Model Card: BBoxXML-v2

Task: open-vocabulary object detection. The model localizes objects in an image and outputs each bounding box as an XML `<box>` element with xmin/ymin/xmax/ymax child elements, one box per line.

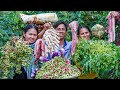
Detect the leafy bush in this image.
<box><xmin>0</xmin><ymin>37</ymin><xmax>33</xmax><ymax>79</ymax></box>
<box><xmin>35</xmin><ymin>56</ymin><xmax>81</xmax><ymax>79</ymax></box>
<box><xmin>1</xmin><ymin>11</ymin><xmax>120</xmax><ymax>79</ymax></box>
<box><xmin>71</xmin><ymin>39</ymin><xmax>120</xmax><ymax>79</ymax></box>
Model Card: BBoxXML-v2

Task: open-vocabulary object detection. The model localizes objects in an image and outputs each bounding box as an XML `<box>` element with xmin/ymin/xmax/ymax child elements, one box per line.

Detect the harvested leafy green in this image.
<box><xmin>72</xmin><ymin>39</ymin><xmax>120</xmax><ymax>79</ymax></box>
<box><xmin>35</xmin><ymin>57</ymin><xmax>81</xmax><ymax>79</ymax></box>
<box><xmin>0</xmin><ymin>37</ymin><xmax>33</xmax><ymax>79</ymax></box>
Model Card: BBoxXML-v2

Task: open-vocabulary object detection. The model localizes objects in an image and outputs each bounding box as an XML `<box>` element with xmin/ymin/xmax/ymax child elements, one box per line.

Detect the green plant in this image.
<box><xmin>72</xmin><ymin>39</ymin><xmax>120</xmax><ymax>79</ymax></box>
<box><xmin>0</xmin><ymin>37</ymin><xmax>33</xmax><ymax>79</ymax></box>
<box><xmin>35</xmin><ymin>56</ymin><xmax>81</xmax><ymax>79</ymax></box>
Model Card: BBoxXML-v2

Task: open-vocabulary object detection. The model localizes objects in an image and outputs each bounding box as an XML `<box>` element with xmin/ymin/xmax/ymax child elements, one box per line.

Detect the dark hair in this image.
<box><xmin>24</xmin><ymin>24</ymin><xmax>38</xmax><ymax>34</ymax></box>
<box><xmin>53</xmin><ymin>20</ymin><xmax>68</xmax><ymax>31</ymax></box>
<box><xmin>77</xmin><ymin>26</ymin><xmax>91</xmax><ymax>36</ymax></box>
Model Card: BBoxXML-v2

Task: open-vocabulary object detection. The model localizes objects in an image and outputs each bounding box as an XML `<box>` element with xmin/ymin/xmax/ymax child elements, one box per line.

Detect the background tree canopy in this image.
<box><xmin>1</xmin><ymin>11</ymin><xmax>119</xmax><ymax>47</ymax></box>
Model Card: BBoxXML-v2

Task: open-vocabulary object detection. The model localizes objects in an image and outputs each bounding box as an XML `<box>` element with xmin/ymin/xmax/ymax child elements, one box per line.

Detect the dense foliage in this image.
<box><xmin>1</xmin><ymin>11</ymin><xmax>120</xmax><ymax>79</ymax></box>
<box><xmin>0</xmin><ymin>11</ymin><xmax>115</xmax><ymax>47</ymax></box>
<box><xmin>0</xmin><ymin>37</ymin><xmax>33</xmax><ymax>79</ymax></box>
<box><xmin>35</xmin><ymin>56</ymin><xmax>81</xmax><ymax>79</ymax></box>
<box><xmin>72</xmin><ymin>39</ymin><xmax>120</xmax><ymax>79</ymax></box>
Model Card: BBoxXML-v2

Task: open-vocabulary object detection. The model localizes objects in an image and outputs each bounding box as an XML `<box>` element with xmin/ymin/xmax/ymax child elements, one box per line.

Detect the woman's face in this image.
<box><xmin>79</xmin><ymin>28</ymin><xmax>91</xmax><ymax>40</ymax></box>
<box><xmin>23</xmin><ymin>28</ymin><xmax>38</xmax><ymax>44</ymax></box>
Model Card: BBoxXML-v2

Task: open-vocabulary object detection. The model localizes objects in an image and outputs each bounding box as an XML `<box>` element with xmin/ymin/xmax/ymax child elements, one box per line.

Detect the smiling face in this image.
<box><xmin>36</xmin><ymin>23</ymin><xmax>44</xmax><ymax>33</ymax></box>
<box><xmin>55</xmin><ymin>24</ymin><xmax>66</xmax><ymax>40</ymax></box>
<box><xmin>79</xmin><ymin>27</ymin><xmax>91</xmax><ymax>40</ymax></box>
<box><xmin>23</xmin><ymin>28</ymin><xmax>38</xmax><ymax>44</ymax></box>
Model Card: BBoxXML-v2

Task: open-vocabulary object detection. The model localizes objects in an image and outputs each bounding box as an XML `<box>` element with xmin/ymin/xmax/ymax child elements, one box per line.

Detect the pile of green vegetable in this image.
<box><xmin>0</xmin><ymin>36</ymin><xmax>33</xmax><ymax>79</ymax></box>
<box><xmin>72</xmin><ymin>39</ymin><xmax>120</xmax><ymax>79</ymax></box>
<box><xmin>35</xmin><ymin>57</ymin><xmax>81</xmax><ymax>79</ymax></box>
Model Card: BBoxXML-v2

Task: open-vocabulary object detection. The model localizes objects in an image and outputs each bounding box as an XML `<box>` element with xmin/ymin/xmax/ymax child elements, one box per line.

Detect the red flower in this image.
<box><xmin>66</xmin><ymin>60</ymin><xmax>70</xmax><ymax>64</ymax></box>
<box><xmin>64</xmin><ymin>66</ymin><xmax>69</xmax><ymax>72</ymax></box>
<box><xmin>59</xmin><ymin>72</ymin><xmax>63</xmax><ymax>76</ymax></box>
<box><xmin>44</xmin><ymin>74</ymin><xmax>49</xmax><ymax>79</ymax></box>
<box><xmin>60</xmin><ymin>66</ymin><xmax>64</xmax><ymax>69</ymax></box>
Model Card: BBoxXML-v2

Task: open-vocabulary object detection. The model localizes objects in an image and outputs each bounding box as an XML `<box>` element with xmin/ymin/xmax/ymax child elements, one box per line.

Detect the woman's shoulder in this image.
<box><xmin>29</xmin><ymin>43</ymin><xmax>35</xmax><ymax>49</ymax></box>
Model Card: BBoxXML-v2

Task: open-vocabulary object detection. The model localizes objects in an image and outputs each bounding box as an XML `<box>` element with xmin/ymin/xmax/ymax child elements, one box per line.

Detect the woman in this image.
<box><xmin>76</xmin><ymin>26</ymin><xmax>98</xmax><ymax>79</ymax></box>
<box><xmin>13</xmin><ymin>24</ymin><xmax>38</xmax><ymax>79</ymax></box>
<box><xmin>77</xmin><ymin>26</ymin><xmax>91</xmax><ymax>40</ymax></box>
